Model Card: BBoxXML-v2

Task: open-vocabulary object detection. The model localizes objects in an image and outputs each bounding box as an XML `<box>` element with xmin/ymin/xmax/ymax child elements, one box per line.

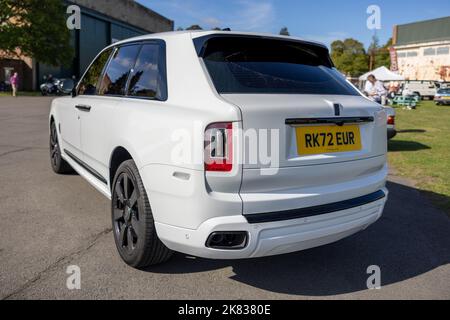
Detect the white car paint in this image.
<box><xmin>49</xmin><ymin>31</ymin><xmax>388</xmax><ymax>260</ymax></box>
<box><xmin>403</xmin><ymin>81</ymin><xmax>437</xmax><ymax>99</ymax></box>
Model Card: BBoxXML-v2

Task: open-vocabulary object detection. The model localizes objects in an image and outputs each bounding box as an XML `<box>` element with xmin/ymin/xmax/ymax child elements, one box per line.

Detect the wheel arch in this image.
<box><xmin>109</xmin><ymin>146</ymin><xmax>134</xmax><ymax>189</ymax></box>
<box><xmin>49</xmin><ymin>115</ymin><xmax>58</xmax><ymax>136</ymax></box>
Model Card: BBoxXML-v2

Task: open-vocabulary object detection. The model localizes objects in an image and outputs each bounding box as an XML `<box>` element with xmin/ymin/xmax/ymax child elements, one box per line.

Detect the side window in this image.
<box><xmin>128</xmin><ymin>43</ymin><xmax>167</xmax><ymax>100</ymax></box>
<box><xmin>78</xmin><ymin>48</ymin><xmax>112</xmax><ymax>95</ymax></box>
<box><xmin>98</xmin><ymin>45</ymin><xmax>140</xmax><ymax>96</ymax></box>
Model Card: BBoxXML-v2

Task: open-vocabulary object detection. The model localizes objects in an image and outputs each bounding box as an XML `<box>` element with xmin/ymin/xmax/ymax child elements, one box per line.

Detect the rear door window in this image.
<box><xmin>127</xmin><ymin>43</ymin><xmax>167</xmax><ymax>101</ymax></box>
<box><xmin>98</xmin><ymin>44</ymin><xmax>140</xmax><ymax>96</ymax></box>
<box><xmin>198</xmin><ymin>36</ymin><xmax>359</xmax><ymax>96</ymax></box>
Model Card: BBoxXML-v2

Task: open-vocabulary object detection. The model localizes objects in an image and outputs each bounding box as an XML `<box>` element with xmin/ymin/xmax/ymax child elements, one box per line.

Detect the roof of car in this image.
<box><xmin>111</xmin><ymin>30</ymin><xmax>328</xmax><ymax>49</ymax></box>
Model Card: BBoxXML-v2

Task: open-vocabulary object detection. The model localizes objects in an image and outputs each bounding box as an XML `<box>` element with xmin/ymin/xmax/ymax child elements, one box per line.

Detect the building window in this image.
<box><xmin>437</xmin><ymin>47</ymin><xmax>450</xmax><ymax>55</ymax></box>
<box><xmin>407</xmin><ymin>51</ymin><xmax>418</xmax><ymax>57</ymax></box>
<box><xmin>3</xmin><ymin>67</ymin><xmax>14</xmax><ymax>83</ymax></box>
<box><xmin>397</xmin><ymin>52</ymin><xmax>406</xmax><ymax>58</ymax></box>
<box><xmin>424</xmin><ymin>48</ymin><xmax>436</xmax><ymax>56</ymax></box>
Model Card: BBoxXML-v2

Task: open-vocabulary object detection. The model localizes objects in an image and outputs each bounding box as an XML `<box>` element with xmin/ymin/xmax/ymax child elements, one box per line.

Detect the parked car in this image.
<box><xmin>402</xmin><ymin>81</ymin><xmax>437</xmax><ymax>100</ymax></box>
<box><xmin>435</xmin><ymin>82</ymin><xmax>450</xmax><ymax>90</ymax></box>
<box><xmin>434</xmin><ymin>88</ymin><xmax>450</xmax><ymax>105</ymax></box>
<box><xmin>0</xmin><ymin>81</ymin><xmax>11</xmax><ymax>92</ymax></box>
<box><xmin>40</xmin><ymin>78</ymin><xmax>75</xmax><ymax>96</ymax></box>
<box><xmin>49</xmin><ymin>31</ymin><xmax>388</xmax><ymax>268</ymax></box>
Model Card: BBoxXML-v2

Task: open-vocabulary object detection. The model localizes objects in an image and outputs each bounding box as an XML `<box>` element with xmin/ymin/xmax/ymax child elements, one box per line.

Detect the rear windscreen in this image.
<box><xmin>199</xmin><ymin>36</ymin><xmax>359</xmax><ymax>95</ymax></box>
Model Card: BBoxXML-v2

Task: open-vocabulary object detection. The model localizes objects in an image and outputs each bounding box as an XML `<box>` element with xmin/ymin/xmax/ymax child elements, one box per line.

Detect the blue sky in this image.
<box><xmin>137</xmin><ymin>0</ymin><xmax>450</xmax><ymax>48</ymax></box>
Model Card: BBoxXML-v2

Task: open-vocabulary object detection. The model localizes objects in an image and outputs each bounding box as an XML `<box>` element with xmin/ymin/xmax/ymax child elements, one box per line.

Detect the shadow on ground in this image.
<box><xmin>397</xmin><ymin>129</ymin><xmax>427</xmax><ymax>134</ymax></box>
<box><xmin>388</xmin><ymin>140</ymin><xmax>431</xmax><ymax>152</ymax></box>
<box><xmin>146</xmin><ymin>181</ymin><xmax>450</xmax><ymax>296</ymax></box>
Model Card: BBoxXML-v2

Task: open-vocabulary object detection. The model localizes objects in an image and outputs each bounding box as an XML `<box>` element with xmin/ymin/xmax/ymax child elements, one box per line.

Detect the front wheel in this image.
<box><xmin>49</xmin><ymin>121</ymin><xmax>73</xmax><ymax>174</ymax></box>
<box><xmin>112</xmin><ymin>160</ymin><xmax>173</xmax><ymax>268</ymax></box>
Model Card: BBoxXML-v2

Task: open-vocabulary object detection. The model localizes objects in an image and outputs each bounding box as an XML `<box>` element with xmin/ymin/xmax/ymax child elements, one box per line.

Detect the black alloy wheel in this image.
<box><xmin>49</xmin><ymin>121</ymin><xmax>72</xmax><ymax>174</ymax></box>
<box><xmin>112</xmin><ymin>160</ymin><xmax>172</xmax><ymax>268</ymax></box>
<box><xmin>113</xmin><ymin>172</ymin><xmax>140</xmax><ymax>253</ymax></box>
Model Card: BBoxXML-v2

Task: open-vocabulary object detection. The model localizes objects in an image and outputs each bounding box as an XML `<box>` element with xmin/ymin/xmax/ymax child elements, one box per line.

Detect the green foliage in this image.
<box><xmin>331</xmin><ymin>38</ymin><xmax>369</xmax><ymax>77</ymax></box>
<box><xmin>0</xmin><ymin>0</ymin><xmax>73</xmax><ymax>66</ymax></box>
<box><xmin>374</xmin><ymin>38</ymin><xmax>392</xmax><ymax>69</ymax></box>
<box><xmin>279</xmin><ymin>27</ymin><xmax>290</xmax><ymax>36</ymax></box>
<box><xmin>186</xmin><ymin>24</ymin><xmax>203</xmax><ymax>30</ymax></box>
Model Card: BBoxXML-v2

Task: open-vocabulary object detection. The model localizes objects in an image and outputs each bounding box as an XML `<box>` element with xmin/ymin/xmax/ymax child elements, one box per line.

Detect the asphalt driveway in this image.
<box><xmin>0</xmin><ymin>97</ymin><xmax>449</xmax><ymax>299</ymax></box>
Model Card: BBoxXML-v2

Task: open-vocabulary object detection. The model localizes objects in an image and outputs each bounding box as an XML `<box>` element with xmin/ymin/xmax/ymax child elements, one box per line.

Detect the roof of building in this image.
<box><xmin>68</xmin><ymin>0</ymin><xmax>173</xmax><ymax>33</ymax></box>
<box><xmin>395</xmin><ymin>16</ymin><xmax>450</xmax><ymax>46</ymax></box>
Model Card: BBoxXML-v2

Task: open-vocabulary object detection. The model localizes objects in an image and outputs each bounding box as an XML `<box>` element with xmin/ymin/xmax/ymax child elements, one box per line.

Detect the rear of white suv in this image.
<box><xmin>49</xmin><ymin>31</ymin><xmax>388</xmax><ymax>268</ymax></box>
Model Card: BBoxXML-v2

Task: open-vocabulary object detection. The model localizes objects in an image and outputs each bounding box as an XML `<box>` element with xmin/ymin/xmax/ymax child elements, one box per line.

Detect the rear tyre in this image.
<box><xmin>49</xmin><ymin>121</ymin><xmax>73</xmax><ymax>174</ymax></box>
<box><xmin>112</xmin><ymin>160</ymin><xmax>173</xmax><ymax>268</ymax></box>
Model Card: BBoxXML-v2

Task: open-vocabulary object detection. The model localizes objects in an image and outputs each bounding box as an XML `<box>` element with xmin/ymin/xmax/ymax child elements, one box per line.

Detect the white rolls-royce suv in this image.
<box><xmin>49</xmin><ymin>31</ymin><xmax>388</xmax><ymax>268</ymax></box>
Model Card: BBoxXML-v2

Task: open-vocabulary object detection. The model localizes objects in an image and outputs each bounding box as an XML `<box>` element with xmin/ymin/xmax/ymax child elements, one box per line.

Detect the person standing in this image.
<box><xmin>10</xmin><ymin>72</ymin><xmax>19</xmax><ymax>97</ymax></box>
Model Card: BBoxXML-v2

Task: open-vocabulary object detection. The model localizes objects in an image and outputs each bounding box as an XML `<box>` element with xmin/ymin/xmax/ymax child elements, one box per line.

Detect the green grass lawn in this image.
<box><xmin>388</xmin><ymin>101</ymin><xmax>450</xmax><ymax>214</ymax></box>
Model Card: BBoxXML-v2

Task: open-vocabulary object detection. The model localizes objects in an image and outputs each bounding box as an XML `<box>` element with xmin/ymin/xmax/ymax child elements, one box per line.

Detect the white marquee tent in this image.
<box><xmin>359</xmin><ymin>66</ymin><xmax>405</xmax><ymax>81</ymax></box>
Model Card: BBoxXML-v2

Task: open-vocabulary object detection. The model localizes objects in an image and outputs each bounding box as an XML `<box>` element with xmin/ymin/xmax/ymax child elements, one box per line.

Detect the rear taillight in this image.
<box><xmin>204</xmin><ymin>122</ymin><xmax>233</xmax><ymax>172</ymax></box>
<box><xmin>387</xmin><ymin>116</ymin><xmax>395</xmax><ymax>125</ymax></box>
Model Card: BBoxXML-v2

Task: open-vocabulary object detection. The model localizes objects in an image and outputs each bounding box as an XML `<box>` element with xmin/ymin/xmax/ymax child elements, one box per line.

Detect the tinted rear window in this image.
<box><xmin>199</xmin><ymin>37</ymin><xmax>359</xmax><ymax>95</ymax></box>
<box><xmin>99</xmin><ymin>45</ymin><xmax>140</xmax><ymax>96</ymax></box>
<box><xmin>128</xmin><ymin>43</ymin><xmax>167</xmax><ymax>100</ymax></box>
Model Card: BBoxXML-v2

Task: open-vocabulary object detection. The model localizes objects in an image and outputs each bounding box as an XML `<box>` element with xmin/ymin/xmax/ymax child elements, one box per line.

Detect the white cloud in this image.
<box><xmin>202</xmin><ymin>17</ymin><xmax>221</xmax><ymax>28</ymax></box>
<box><xmin>147</xmin><ymin>0</ymin><xmax>275</xmax><ymax>32</ymax></box>
<box><xmin>231</xmin><ymin>0</ymin><xmax>275</xmax><ymax>31</ymax></box>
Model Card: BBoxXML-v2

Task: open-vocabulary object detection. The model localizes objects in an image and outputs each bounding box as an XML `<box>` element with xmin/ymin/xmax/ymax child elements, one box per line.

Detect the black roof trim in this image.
<box><xmin>193</xmin><ymin>34</ymin><xmax>329</xmax><ymax>58</ymax></box>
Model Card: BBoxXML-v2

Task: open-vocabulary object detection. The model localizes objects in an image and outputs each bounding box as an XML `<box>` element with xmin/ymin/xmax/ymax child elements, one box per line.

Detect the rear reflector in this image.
<box><xmin>204</xmin><ymin>122</ymin><xmax>233</xmax><ymax>172</ymax></box>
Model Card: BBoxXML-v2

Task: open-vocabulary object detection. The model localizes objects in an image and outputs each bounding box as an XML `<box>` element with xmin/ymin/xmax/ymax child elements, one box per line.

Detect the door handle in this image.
<box><xmin>75</xmin><ymin>104</ymin><xmax>91</xmax><ymax>112</ymax></box>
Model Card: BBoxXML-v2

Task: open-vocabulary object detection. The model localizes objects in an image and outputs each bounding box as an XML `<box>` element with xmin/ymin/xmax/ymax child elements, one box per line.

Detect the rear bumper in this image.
<box><xmin>155</xmin><ymin>188</ymin><xmax>388</xmax><ymax>259</ymax></box>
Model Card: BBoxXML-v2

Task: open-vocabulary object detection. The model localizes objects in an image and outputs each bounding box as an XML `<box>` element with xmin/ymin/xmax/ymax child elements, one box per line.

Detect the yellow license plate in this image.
<box><xmin>296</xmin><ymin>125</ymin><xmax>362</xmax><ymax>155</ymax></box>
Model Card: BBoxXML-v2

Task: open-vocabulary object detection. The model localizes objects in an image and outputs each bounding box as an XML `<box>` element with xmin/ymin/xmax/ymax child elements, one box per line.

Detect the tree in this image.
<box><xmin>279</xmin><ymin>27</ymin><xmax>290</xmax><ymax>36</ymax></box>
<box><xmin>176</xmin><ymin>27</ymin><xmax>184</xmax><ymax>31</ymax></box>
<box><xmin>186</xmin><ymin>24</ymin><xmax>203</xmax><ymax>30</ymax></box>
<box><xmin>0</xmin><ymin>0</ymin><xmax>74</xmax><ymax>66</ymax></box>
<box><xmin>368</xmin><ymin>35</ymin><xmax>392</xmax><ymax>70</ymax></box>
<box><xmin>373</xmin><ymin>38</ymin><xmax>392</xmax><ymax>70</ymax></box>
<box><xmin>368</xmin><ymin>34</ymin><xmax>380</xmax><ymax>70</ymax></box>
<box><xmin>331</xmin><ymin>38</ymin><xmax>369</xmax><ymax>77</ymax></box>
